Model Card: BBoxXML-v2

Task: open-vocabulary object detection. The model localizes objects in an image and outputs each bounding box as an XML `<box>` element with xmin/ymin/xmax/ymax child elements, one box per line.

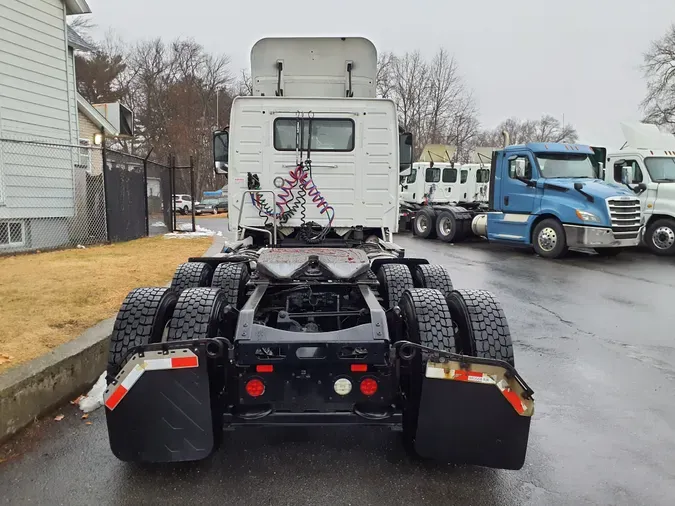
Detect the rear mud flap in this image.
<box><xmin>414</xmin><ymin>360</ymin><xmax>534</xmax><ymax>470</ymax></box>
<box><xmin>104</xmin><ymin>349</ymin><xmax>215</xmax><ymax>463</ymax></box>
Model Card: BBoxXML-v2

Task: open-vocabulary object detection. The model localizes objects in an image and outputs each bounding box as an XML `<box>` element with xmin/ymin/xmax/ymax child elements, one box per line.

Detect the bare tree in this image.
<box><xmin>376</xmin><ymin>51</ymin><xmax>395</xmax><ymax>98</ymax></box>
<box><xmin>77</xmin><ymin>36</ymin><xmax>234</xmax><ymax>194</ymax></box>
<box><xmin>477</xmin><ymin>115</ymin><xmax>578</xmax><ymax>147</ymax></box>
<box><xmin>425</xmin><ymin>49</ymin><xmax>461</xmax><ymax>144</ymax></box>
<box><xmin>447</xmin><ymin>93</ymin><xmax>480</xmax><ymax>161</ymax></box>
<box><xmin>642</xmin><ymin>24</ymin><xmax>675</xmax><ymax>132</ymax></box>
<box><xmin>67</xmin><ymin>15</ymin><xmax>95</xmax><ymax>44</ymax></box>
<box><xmin>237</xmin><ymin>69</ymin><xmax>253</xmax><ymax>96</ymax></box>
<box><xmin>384</xmin><ymin>48</ymin><xmax>479</xmax><ymax>159</ymax></box>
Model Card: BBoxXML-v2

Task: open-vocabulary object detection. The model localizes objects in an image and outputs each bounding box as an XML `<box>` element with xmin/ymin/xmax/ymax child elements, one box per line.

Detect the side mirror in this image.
<box><xmin>399</xmin><ymin>132</ymin><xmax>413</xmax><ymax>171</ymax></box>
<box><xmin>213</xmin><ymin>130</ymin><xmax>229</xmax><ymax>175</ymax></box>
<box><xmin>621</xmin><ymin>166</ymin><xmax>633</xmax><ymax>185</ymax></box>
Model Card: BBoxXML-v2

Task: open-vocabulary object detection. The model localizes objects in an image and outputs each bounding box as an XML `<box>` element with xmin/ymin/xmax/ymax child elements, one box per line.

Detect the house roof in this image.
<box><xmin>77</xmin><ymin>93</ymin><xmax>119</xmax><ymax>137</ymax></box>
<box><xmin>64</xmin><ymin>0</ymin><xmax>91</xmax><ymax>15</ymax></box>
<box><xmin>67</xmin><ymin>25</ymin><xmax>95</xmax><ymax>52</ymax></box>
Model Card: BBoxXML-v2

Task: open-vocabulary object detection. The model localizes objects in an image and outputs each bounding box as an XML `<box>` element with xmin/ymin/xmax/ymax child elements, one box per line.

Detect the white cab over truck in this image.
<box><xmin>104</xmin><ymin>37</ymin><xmax>534</xmax><ymax>470</ymax></box>
<box><xmin>400</xmin><ymin>161</ymin><xmax>490</xmax><ymax>206</ymax></box>
<box><xmin>603</xmin><ymin>122</ymin><xmax>675</xmax><ymax>256</ymax></box>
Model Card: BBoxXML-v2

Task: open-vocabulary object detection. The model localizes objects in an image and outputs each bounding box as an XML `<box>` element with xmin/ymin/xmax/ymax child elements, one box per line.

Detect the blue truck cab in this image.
<box><xmin>476</xmin><ymin>142</ymin><xmax>644</xmax><ymax>258</ymax></box>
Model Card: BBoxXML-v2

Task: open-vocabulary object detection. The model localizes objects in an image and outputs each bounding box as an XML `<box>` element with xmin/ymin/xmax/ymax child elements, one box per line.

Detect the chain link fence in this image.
<box><xmin>0</xmin><ymin>138</ymin><xmax>174</xmax><ymax>255</ymax></box>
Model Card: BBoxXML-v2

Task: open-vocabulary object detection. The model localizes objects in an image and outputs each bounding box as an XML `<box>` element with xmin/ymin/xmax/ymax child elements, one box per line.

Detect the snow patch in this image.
<box><xmin>78</xmin><ymin>372</ymin><xmax>107</xmax><ymax>413</ymax></box>
<box><xmin>164</xmin><ymin>223</ymin><xmax>216</xmax><ymax>238</ymax></box>
<box><xmin>151</xmin><ymin>221</ymin><xmax>167</xmax><ymax>227</ymax></box>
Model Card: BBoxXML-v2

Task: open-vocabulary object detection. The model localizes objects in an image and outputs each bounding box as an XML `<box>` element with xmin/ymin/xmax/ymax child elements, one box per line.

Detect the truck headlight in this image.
<box><xmin>575</xmin><ymin>209</ymin><xmax>601</xmax><ymax>223</ymax></box>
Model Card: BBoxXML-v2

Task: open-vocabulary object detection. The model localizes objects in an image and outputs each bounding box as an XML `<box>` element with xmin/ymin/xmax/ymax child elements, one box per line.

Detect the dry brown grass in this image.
<box><xmin>0</xmin><ymin>236</ymin><xmax>211</xmax><ymax>373</ymax></box>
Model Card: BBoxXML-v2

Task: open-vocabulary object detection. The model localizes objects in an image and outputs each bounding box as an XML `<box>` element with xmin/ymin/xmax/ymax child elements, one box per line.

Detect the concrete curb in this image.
<box><xmin>0</xmin><ymin>317</ymin><xmax>114</xmax><ymax>443</ymax></box>
<box><xmin>0</xmin><ymin>234</ymin><xmax>226</xmax><ymax>444</ymax></box>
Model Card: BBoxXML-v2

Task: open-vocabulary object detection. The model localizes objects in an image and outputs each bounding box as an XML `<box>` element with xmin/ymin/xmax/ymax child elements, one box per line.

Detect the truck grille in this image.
<box><xmin>606</xmin><ymin>197</ymin><xmax>641</xmax><ymax>239</ymax></box>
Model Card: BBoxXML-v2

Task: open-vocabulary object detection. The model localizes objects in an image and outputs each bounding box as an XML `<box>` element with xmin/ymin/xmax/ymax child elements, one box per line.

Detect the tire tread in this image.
<box><xmin>170</xmin><ymin>262</ymin><xmax>213</xmax><ymax>293</ymax></box>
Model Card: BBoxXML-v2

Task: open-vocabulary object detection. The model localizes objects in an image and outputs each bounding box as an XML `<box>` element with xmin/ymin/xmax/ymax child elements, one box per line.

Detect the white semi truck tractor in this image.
<box><xmin>602</xmin><ymin>122</ymin><xmax>675</xmax><ymax>256</ymax></box>
<box><xmin>102</xmin><ymin>37</ymin><xmax>535</xmax><ymax>469</ymax></box>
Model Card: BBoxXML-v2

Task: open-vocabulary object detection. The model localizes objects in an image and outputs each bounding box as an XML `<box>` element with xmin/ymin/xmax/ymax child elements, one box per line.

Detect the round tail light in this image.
<box><xmin>333</xmin><ymin>378</ymin><xmax>353</xmax><ymax>396</ymax></box>
<box><xmin>245</xmin><ymin>378</ymin><xmax>265</xmax><ymax>397</ymax></box>
<box><xmin>359</xmin><ymin>378</ymin><xmax>378</xmax><ymax>396</ymax></box>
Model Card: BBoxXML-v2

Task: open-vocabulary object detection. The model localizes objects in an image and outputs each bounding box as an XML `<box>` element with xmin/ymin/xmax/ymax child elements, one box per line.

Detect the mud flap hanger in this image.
<box><xmin>108</xmin><ymin>337</ymin><xmax>235</xmax><ymax>384</ymax></box>
<box><xmin>391</xmin><ymin>340</ymin><xmax>535</xmax><ymax>399</ymax></box>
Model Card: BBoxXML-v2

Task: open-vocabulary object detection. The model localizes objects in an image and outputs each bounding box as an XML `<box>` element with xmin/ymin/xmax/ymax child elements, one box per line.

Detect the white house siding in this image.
<box><xmin>0</xmin><ymin>0</ymin><xmax>78</xmax><ymax>250</ymax></box>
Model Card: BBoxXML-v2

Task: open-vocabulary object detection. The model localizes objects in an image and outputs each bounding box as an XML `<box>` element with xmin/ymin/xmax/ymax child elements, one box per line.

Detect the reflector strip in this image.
<box><xmin>104</xmin><ymin>363</ymin><xmax>144</xmax><ymax>410</ymax></box>
<box><xmin>425</xmin><ymin>365</ymin><xmax>494</xmax><ymax>384</ymax></box>
<box><xmin>172</xmin><ymin>356</ymin><xmax>199</xmax><ymax>368</ymax></box>
<box><xmin>104</xmin><ymin>384</ymin><xmax>128</xmax><ymax>410</ymax></box>
<box><xmin>104</xmin><ymin>350</ymin><xmax>199</xmax><ymax>411</ymax></box>
<box><xmin>425</xmin><ymin>363</ymin><xmax>527</xmax><ymax>415</ymax></box>
<box><xmin>497</xmin><ymin>379</ymin><xmax>526</xmax><ymax>415</ymax></box>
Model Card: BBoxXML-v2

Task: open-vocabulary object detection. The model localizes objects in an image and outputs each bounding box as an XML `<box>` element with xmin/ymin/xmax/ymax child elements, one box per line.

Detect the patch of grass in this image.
<box><xmin>0</xmin><ymin>236</ymin><xmax>211</xmax><ymax>373</ymax></box>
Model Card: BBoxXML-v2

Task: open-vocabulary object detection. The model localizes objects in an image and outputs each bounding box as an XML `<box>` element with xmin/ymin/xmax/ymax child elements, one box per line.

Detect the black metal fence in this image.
<box><xmin>104</xmin><ymin>150</ymin><xmax>176</xmax><ymax>241</ymax></box>
<box><xmin>0</xmin><ymin>137</ymin><xmax>190</xmax><ymax>255</ymax></box>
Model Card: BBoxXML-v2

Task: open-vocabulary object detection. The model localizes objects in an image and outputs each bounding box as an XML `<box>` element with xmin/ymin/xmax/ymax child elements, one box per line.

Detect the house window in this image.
<box><xmin>77</xmin><ymin>139</ymin><xmax>92</xmax><ymax>172</ymax></box>
<box><xmin>0</xmin><ymin>221</ymin><xmax>25</xmax><ymax>247</ymax></box>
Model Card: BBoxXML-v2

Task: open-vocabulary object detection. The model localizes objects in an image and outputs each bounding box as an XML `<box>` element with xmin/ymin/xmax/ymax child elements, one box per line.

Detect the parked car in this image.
<box><xmin>195</xmin><ymin>198</ymin><xmax>228</xmax><ymax>215</ymax></box>
<box><xmin>173</xmin><ymin>194</ymin><xmax>193</xmax><ymax>215</ymax></box>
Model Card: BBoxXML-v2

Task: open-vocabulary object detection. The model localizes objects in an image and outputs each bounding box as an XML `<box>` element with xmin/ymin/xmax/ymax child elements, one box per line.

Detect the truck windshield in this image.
<box><xmin>644</xmin><ymin>157</ymin><xmax>675</xmax><ymax>182</ymax></box>
<box><xmin>535</xmin><ymin>153</ymin><xmax>596</xmax><ymax>179</ymax></box>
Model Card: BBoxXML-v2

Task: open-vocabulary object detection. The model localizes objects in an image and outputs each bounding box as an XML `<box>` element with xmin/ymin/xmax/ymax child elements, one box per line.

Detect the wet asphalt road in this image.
<box><xmin>2</xmin><ymin>234</ymin><xmax>675</xmax><ymax>505</ymax></box>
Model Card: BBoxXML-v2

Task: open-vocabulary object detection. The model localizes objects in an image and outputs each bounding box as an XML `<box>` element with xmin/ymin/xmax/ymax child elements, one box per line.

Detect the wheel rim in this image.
<box><xmin>417</xmin><ymin>215</ymin><xmax>429</xmax><ymax>233</ymax></box>
<box><xmin>652</xmin><ymin>226</ymin><xmax>675</xmax><ymax>250</ymax></box>
<box><xmin>538</xmin><ymin>227</ymin><xmax>558</xmax><ymax>252</ymax></box>
<box><xmin>439</xmin><ymin>216</ymin><xmax>452</xmax><ymax>236</ymax></box>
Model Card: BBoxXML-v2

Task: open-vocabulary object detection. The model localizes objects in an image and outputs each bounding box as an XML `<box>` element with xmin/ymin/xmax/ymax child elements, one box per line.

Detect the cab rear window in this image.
<box><xmin>274</xmin><ymin>118</ymin><xmax>354</xmax><ymax>152</ymax></box>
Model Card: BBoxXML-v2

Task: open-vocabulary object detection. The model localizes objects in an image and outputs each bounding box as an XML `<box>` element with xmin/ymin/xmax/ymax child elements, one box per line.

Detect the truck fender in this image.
<box><xmin>528</xmin><ymin>211</ymin><xmax>564</xmax><ymax>243</ymax></box>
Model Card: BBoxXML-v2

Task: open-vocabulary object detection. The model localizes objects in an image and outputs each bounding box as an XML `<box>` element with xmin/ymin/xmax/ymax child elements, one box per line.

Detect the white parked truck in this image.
<box><xmin>601</xmin><ymin>122</ymin><xmax>675</xmax><ymax>256</ymax></box>
<box><xmin>103</xmin><ymin>36</ymin><xmax>534</xmax><ymax>469</ymax></box>
<box><xmin>400</xmin><ymin>161</ymin><xmax>490</xmax><ymax>206</ymax></box>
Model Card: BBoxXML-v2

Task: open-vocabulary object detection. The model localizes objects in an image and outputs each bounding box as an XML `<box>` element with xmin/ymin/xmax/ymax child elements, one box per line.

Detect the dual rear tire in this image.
<box><xmin>377</xmin><ymin>263</ymin><xmax>515</xmax><ymax>454</ymax></box>
<box><xmin>109</xmin><ymin>262</ymin><xmax>250</xmax><ymax>378</ymax></box>
<box><xmin>412</xmin><ymin>208</ymin><xmax>470</xmax><ymax>243</ymax></box>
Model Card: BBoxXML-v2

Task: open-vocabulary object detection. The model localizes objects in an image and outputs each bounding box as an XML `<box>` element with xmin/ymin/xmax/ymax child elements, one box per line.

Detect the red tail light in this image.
<box><xmin>256</xmin><ymin>364</ymin><xmax>274</xmax><ymax>373</ymax></box>
<box><xmin>360</xmin><ymin>378</ymin><xmax>378</xmax><ymax>396</ymax></box>
<box><xmin>350</xmin><ymin>364</ymin><xmax>367</xmax><ymax>372</ymax></box>
<box><xmin>245</xmin><ymin>378</ymin><xmax>265</xmax><ymax>397</ymax></box>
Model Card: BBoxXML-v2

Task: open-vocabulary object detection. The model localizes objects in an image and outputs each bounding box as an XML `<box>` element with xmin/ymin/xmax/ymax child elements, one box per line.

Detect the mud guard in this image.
<box><xmin>104</xmin><ymin>348</ymin><xmax>216</xmax><ymax>463</ymax></box>
<box><xmin>414</xmin><ymin>360</ymin><xmax>534</xmax><ymax>470</ymax></box>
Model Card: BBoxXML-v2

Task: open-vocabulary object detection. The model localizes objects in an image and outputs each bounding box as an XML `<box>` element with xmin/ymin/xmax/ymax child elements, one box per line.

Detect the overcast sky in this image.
<box><xmin>85</xmin><ymin>0</ymin><xmax>675</xmax><ymax>149</ymax></box>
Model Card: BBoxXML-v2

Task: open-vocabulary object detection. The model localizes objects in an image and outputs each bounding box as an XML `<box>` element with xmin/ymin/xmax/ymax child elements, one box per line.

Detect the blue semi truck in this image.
<box><xmin>400</xmin><ymin>141</ymin><xmax>644</xmax><ymax>258</ymax></box>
